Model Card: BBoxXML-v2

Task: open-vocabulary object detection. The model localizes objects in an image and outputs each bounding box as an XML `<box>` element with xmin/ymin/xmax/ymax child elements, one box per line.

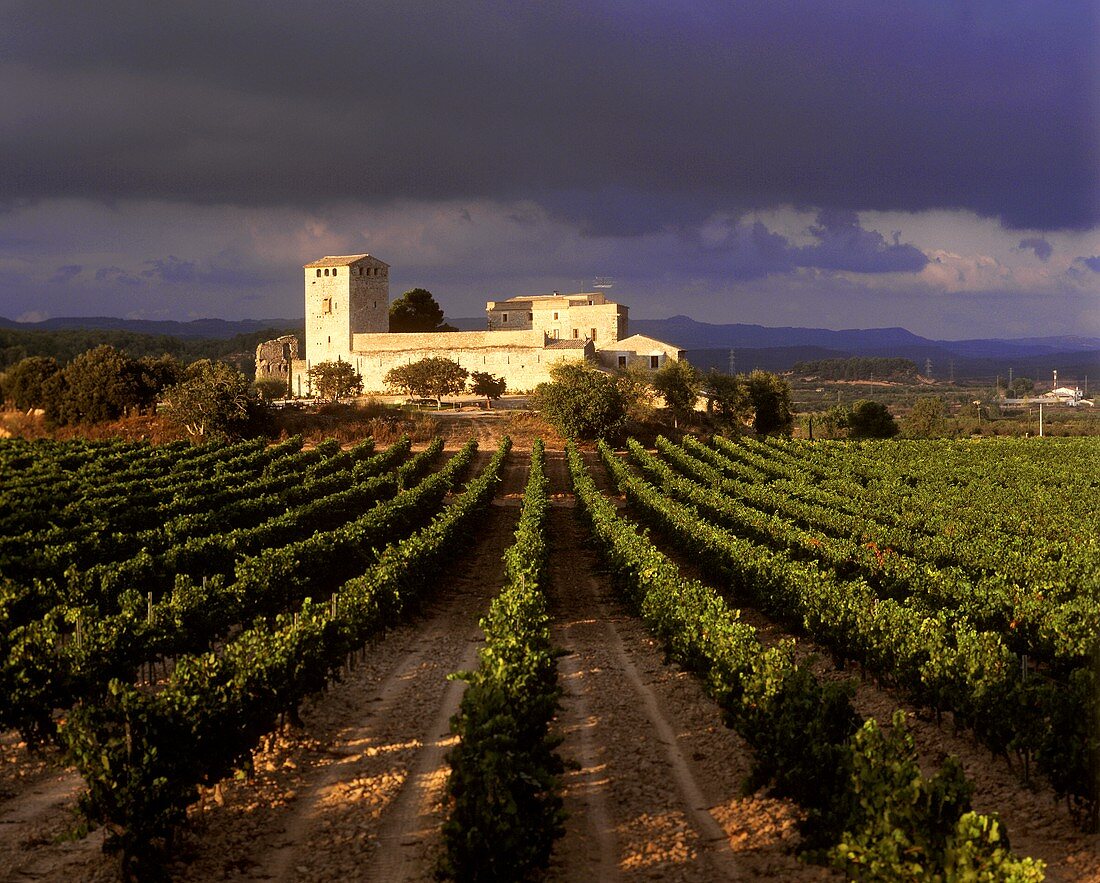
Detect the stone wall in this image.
<box><xmin>348</xmin><ymin>329</ymin><xmax>592</xmax><ymax>393</ymax></box>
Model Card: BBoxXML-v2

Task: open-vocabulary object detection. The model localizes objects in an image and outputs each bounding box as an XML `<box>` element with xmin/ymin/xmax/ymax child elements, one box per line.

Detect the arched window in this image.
<box><xmin>324</xmin><ymin>268</ymin><xmax>330</xmax><ymax>276</ymax></box>
<box><xmin>332</xmin><ymin>268</ymin><xmax>337</xmax><ymax>276</ymax></box>
<box><xmin>316</xmin><ymin>269</ymin><xmax>321</xmax><ymax>277</ymax></box>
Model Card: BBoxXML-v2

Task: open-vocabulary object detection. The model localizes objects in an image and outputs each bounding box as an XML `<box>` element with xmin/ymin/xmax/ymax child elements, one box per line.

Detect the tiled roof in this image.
<box><xmin>545</xmin><ymin>339</ymin><xmax>589</xmax><ymax>349</ymax></box>
<box><xmin>304</xmin><ymin>254</ymin><xmax>387</xmax><ymax>269</ymax></box>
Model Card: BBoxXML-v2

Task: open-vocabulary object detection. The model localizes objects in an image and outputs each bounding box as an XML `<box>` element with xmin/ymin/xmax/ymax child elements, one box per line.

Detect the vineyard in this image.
<box><xmin>0</xmin><ymin>432</ymin><xmax>1096</xmax><ymax>880</ymax></box>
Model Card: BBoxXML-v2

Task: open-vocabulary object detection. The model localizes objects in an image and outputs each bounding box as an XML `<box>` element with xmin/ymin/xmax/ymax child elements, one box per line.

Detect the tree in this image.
<box><xmin>847</xmin><ymin>400</ymin><xmax>900</xmax><ymax>438</ymax></box>
<box><xmin>615</xmin><ymin>363</ymin><xmax>658</xmax><ymax>424</ymax></box>
<box><xmin>389</xmin><ymin>288</ymin><xmax>455</xmax><ymax>333</ymax></box>
<box><xmin>134</xmin><ymin>355</ymin><xmax>184</xmax><ymax>414</ymax></box>
<box><xmin>904</xmin><ymin>396</ymin><xmax>946</xmax><ymax>438</ymax></box>
<box><xmin>811</xmin><ymin>405</ymin><xmax>850</xmax><ymax>439</ymax></box>
<box><xmin>1</xmin><ymin>356</ymin><xmax>60</xmax><ymax>411</ymax></box>
<box><xmin>51</xmin><ymin>345</ymin><xmax>143</xmax><ymax>424</ymax></box>
<box><xmin>651</xmin><ymin>360</ymin><xmax>701</xmax><ymax>428</ymax></box>
<box><xmin>307</xmin><ymin>360</ymin><xmax>364</xmax><ymax>402</ymax></box>
<box><xmin>743</xmin><ymin>370</ymin><xmax>794</xmax><ymax>435</ymax></box>
<box><xmin>704</xmin><ymin>372</ymin><xmax>752</xmax><ymax>430</ymax></box>
<box><xmin>1010</xmin><ymin>377</ymin><xmax>1034</xmax><ymax>398</ymax></box>
<box><xmin>254</xmin><ymin>377</ymin><xmax>290</xmax><ymax>401</ymax></box>
<box><xmin>469</xmin><ymin>371</ymin><xmax>506</xmax><ymax>407</ymax></box>
<box><xmin>161</xmin><ymin>360</ymin><xmax>265</xmax><ymax>439</ymax></box>
<box><xmin>385</xmin><ymin>357</ymin><xmax>468</xmax><ymax>399</ymax></box>
<box><xmin>531</xmin><ymin>361</ymin><xmax>627</xmax><ymax>441</ymax></box>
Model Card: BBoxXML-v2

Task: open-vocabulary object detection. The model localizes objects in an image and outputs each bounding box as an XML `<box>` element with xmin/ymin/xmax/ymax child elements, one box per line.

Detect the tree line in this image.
<box><xmin>0</xmin><ymin>325</ymin><xmax>299</xmax><ymax>373</ymax></box>
<box><xmin>1</xmin><ymin>345</ymin><xmax>267</xmax><ymax>437</ymax></box>
<box><xmin>792</xmin><ymin>357</ymin><xmax>918</xmax><ymax>381</ymax></box>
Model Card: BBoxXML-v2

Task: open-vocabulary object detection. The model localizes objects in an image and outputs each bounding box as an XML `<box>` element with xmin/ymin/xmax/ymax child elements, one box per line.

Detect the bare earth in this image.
<box><xmin>0</xmin><ymin>447</ymin><xmax>1095</xmax><ymax>881</ymax></box>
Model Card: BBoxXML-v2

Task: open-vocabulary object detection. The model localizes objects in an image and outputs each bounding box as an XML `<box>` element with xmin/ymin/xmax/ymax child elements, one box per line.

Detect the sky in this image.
<box><xmin>1</xmin><ymin>1</ymin><xmax>1098</xmax><ymax>340</ymax></box>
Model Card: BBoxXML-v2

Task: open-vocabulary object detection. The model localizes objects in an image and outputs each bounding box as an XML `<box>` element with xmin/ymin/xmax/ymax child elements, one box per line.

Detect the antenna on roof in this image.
<box><xmin>593</xmin><ymin>276</ymin><xmax>614</xmax><ymax>289</ymax></box>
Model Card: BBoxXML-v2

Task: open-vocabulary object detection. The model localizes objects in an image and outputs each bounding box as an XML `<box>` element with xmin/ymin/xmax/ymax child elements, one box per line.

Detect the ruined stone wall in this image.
<box><xmin>255</xmin><ymin>336</ymin><xmax>300</xmax><ymax>393</ymax></box>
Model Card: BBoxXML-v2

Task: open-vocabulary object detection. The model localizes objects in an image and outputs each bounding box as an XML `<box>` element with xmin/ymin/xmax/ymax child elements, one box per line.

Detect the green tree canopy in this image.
<box><xmin>531</xmin><ymin>361</ymin><xmax>628</xmax><ymax>441</ymax></box>
<box><xmin>743</xmin><ymin>370</ymin><xmax>794</xmax><ymax>435</ymax></box>
<box><xmin>307</xmin><ymin>360</ymin><xmax>364</xmax><ymax>402</ymax></box>
<box><xmin>1</xmin><ymin>356</ymin><xmax>61</xmax><ymax>411</ymax></box>
<box><xmin>847</xmin><ymin>400</ymin><xmax>900</xmax><ymax>439</ymax></box>
<box><xmin>651</xmin><ymin>359</ymin><xmax>701</xmax><ymax>427</ymax></box>
<box><xmin>469</xmin><ymin>371</ymin><xmax>506</xmax><ymax>402</ymax></box>
<box><xmin>161</xmin><ymin>360</ymin><xmax>265</xmax><ymax>439</ymax></box>
<box><xmin>704</xmin><ymin>371</ymin><xmax>752</xmax><ymax>429</ymax></box>
<box><xmin>385</xmin><ymin>357</ymin><xmax>468</xmax><ymax>399</ymax></box>
<box><xmin>389</xmin><ymin>288</ymin><xmax>455</xmax><ymax>333</ymax></box>
<box><xmin>49</xmin><ymin>345</ymin><xmax>144</xmax><ymax>425</ymax></box>
<box><xmin>904</xmin><ymin>396</ymin><xmax>946</xmax><ymax>438</ymax></box>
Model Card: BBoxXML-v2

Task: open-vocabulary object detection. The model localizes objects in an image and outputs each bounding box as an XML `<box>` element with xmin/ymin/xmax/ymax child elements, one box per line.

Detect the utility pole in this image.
<box><xmin>727</xmin><ymin>349</ymin><xmax>736</xmax><ymax>376</ymax></box>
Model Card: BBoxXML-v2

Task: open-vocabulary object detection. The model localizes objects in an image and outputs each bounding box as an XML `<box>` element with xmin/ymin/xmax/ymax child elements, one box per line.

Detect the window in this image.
<box><xmin>324</xmin><ymin>268</ymin><xmax>330</xmax><ymax>276</ymax></box>
<box><xmin>327</xmin><ymin>335</ymin><xmax>331</xmax><ymax>344</ymax></box>
<box><xmin>551</xmin><ymin>329</ymin><xmax>559</xmax><ymax>339</ymax></box>
<box><xmin>618</xmin><ymin>355</ymin><xmax>627</xmax><ymax>368</ymax></box>
<box><xmin>528</xmin><ymin>312</ymin><xmax>533</xmax><ymax>321</ymax></box>
<box><xmin>502</xmin><ymin>312</ymin><xmax>508</xmax><ymax>323</ymax></box>
<box><xmin>591</xmin><ymin>328</ymin><xmax>597</xmax><ymax>341</ymax></box>
<box><xmin>332</xmin><ymin>268</ymin><xmax>337</xmax><ymax>276</ymax></box>
<box><xmin>322</xmin><ymin>297</ymin><xmax>332</xmax><ymax>314</ymax></box>
<box><xmin>553</xmin><ymin>312</ymin><xmax>558</xmax><ymax>320</ymax></box>
<box><xmin>572</xmin><ymin>328</ymin><xmax>578</xmax><ymax>338</ymax></box>
<box><xmin>316</xmin><ymin>269</ymin><xmax>321</xmax><ymax>277</ymax></box>
<box><xmin>650</xmin><ymin>355</ymin><xmax>660</xmax><ymax>369</ymax></box>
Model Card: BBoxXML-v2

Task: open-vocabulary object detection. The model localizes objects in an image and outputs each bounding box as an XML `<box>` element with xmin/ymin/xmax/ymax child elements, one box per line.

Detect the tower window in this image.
<box><xmin>322</xmin><ymin>297</ymin><xmax>332</xmax><ymax>314</ymax></box>
<box><xmin>572</xmin><ymin>328</ymin><xmax>578</xmax><ymax>338</ymax></box>
<box><xmin>591</xmin><ymin>328</ymin><xmax>597</xmax><ymax>341</ymax></box>
<box><xmin>553</xmin><ymin>312</ymin><xmax>558</xmax><ymax>320</ymax></box>
<box><xmin>332</xmin><ymin>268</ymin><xmax>337</xmax><ymax>276</ymax></box>
<box><xmin>316</xmin><ymin>269</ymin><xmax>321</xmax><ymax>277</ymax></box>
<box><xmin>324</xmin><ymin>268</ymin><xmax>330</xmax><ymax>276</ymax></box>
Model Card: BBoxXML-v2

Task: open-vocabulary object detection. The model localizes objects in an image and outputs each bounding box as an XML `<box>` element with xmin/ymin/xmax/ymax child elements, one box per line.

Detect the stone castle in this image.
<box><xmin>258</xmin><ymin>253</ymin><xmax>683</xmax><ymax>396</ymax></box>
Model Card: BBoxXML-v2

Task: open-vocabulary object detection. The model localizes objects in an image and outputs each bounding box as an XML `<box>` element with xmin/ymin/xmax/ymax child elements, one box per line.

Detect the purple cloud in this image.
<box><xmin>796</xmin><ymin>210</ymin><xmax>929</xmax><ymax>273</ymax></box>
<box><xmin>48</xmin><ymin>264</ymin><xmax>82</xmax><ymax>284</ymax></box>
<box><xmin>142</xmin><ymin>255</ymin><xmax>197</xmax><ymax>284</ymax></box>
<box><xmin>1018</xmin><ymin>237</ymin><xmax>1053</xmax><ymax>261</ymax></box>
<box><xmin>1078</xmin><ymin>256</ymin><xmax>1100</xmax><ymax>272</ymax></box>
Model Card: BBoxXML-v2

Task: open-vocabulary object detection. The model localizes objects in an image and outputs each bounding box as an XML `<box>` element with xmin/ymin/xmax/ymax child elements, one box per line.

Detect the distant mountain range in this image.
<box><xmin>3</xmin><ymin>313</ymin><xmax>1097</xmax><ymax>382</ymax></box>
<box><xmin>0</xmin><ymin>316</ymin><xmax>302</xmax><ymax>339</ymax></box>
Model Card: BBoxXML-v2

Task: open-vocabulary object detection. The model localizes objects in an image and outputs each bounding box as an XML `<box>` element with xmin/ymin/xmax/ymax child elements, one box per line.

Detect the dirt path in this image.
<box><xmin>543</xmin><ymin>450</ymin><xmax>831</xmax><ymax>881</ymax></box>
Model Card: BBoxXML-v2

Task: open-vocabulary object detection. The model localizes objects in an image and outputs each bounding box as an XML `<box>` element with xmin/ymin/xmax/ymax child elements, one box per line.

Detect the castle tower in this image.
<box><xmin>303</xmin><ymin>254</ymin><xmax>389</xmax><ymax>365</ymax></box>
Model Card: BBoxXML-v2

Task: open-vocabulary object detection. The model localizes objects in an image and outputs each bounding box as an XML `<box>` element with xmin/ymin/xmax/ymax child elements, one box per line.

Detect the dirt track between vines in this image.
<box><xmin>0</xmin><ymin>444</ymin><xmax>1096</xmax><ymax>880</ymax></box>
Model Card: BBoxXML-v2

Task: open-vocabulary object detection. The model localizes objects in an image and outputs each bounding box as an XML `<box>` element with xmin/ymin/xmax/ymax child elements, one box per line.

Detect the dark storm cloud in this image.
<box><xmin>687</xmin><ymin>211</ymin><xmax>927</xmax><ymax>280</ymax></box>
<box><xmin>1079</xmin><ymin>256</ymin><xmax>1100</xmax><ymax>272</ymax></box>
<box><xmin>1017</xmin><ymin>237</ymin><xmax>1053</xmax><ymax>261</ymax></box>
<box><xmin>2</xmin><ymin>1</ymin><xmax>1097</xmax><ymax>232</ymax></box>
